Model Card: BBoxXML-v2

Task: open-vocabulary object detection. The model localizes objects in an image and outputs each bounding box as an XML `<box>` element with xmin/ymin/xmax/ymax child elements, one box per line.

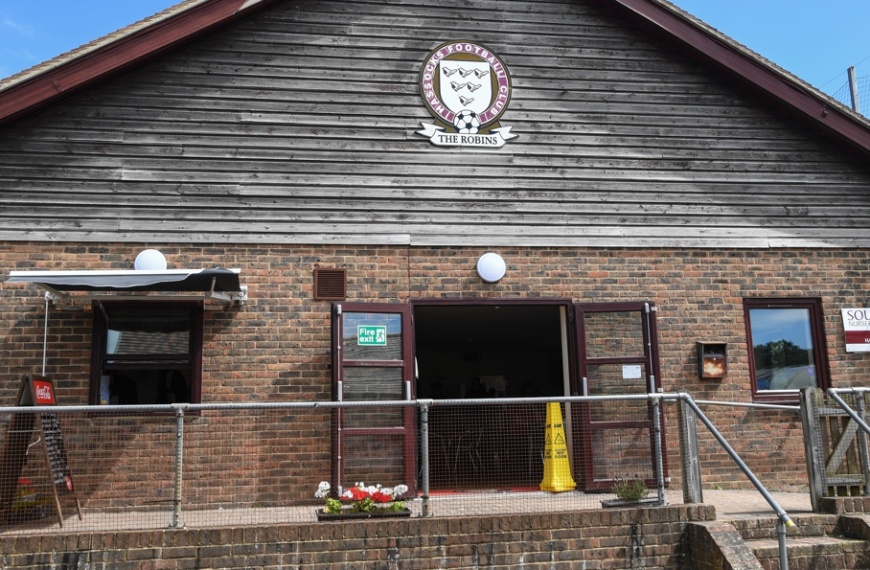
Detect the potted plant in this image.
<box><xmin>314</xmin><ymin>481</ymin><xmax>412</xmax><ymax>520</ymax></box>
<box><xmin>601</xmin><ymin>476</ymin><xmax>658</xmax><ymax>508</ymax></box>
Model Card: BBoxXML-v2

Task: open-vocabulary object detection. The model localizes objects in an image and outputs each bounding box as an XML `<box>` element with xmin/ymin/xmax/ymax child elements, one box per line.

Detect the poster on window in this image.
<box><xmin>842</xmin><ymin>308</ymin><xmax>870</xmax><ymax>353</ymax></box>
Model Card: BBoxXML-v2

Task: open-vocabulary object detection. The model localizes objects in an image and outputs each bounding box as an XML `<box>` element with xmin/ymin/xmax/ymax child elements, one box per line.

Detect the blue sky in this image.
<box><xmin>0</xmin><ymin>1</ymin><xmax>868</xmax><ymax>98</ymax></box>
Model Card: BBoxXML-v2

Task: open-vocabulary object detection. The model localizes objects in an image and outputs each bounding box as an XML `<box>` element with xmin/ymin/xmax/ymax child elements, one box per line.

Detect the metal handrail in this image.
<box><xmin>680</xmin><ymin>393</ymin><xmax>794</xmax><ymax>570</ymax></box>
<box><xmin>0</xmin><ymin>393</ymin><xmax>664</xmax><ymax>415</ymax></box>
<box><xmin>695</xmin><ymin>399</ymin><xmax>799</xmax><ymax>412</ymax></box>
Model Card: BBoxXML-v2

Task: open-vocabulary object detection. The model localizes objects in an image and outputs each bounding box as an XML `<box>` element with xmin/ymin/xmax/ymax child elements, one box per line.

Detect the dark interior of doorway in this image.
<box><xmin>413</xmin><ymin>303</ymin><xmax>566</xmax><ymax>491</ymax></box>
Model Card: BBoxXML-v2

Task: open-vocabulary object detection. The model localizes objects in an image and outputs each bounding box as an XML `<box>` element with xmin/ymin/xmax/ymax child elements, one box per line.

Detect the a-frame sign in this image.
<box><xmin>0</xmin><ymin>375</ymin><xmax>82</xmax><ymax>527</ymax></box>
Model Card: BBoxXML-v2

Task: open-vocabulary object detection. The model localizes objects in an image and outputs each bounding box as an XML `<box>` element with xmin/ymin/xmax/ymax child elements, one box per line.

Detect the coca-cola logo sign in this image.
<box><xmin>33</xmin><ymin>379</ymin><xmax>56</xmax><ymax>405</ymax></box>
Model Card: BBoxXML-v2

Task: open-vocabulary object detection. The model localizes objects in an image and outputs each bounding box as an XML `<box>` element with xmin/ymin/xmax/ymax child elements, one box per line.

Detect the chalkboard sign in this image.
<box><xmin>0</xmin><ymin>376</ymin><xmax>81</xmax><ymax>527</ymax></box>
<box><xmin>40</xmin><ymin>411</ymin><xmax>73</xmax><ymax>489</ymax></box>
<box><xmin>25</xmin><ymin>377</ymin><xmax>73</xmax><ymax>491</ymax></box>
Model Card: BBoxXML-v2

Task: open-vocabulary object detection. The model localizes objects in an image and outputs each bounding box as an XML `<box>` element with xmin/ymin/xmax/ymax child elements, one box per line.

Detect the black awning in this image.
<box><xmin>6</xmin><ymin>268</ymin><xmax>246</xmax><ymax>303</ymax></box>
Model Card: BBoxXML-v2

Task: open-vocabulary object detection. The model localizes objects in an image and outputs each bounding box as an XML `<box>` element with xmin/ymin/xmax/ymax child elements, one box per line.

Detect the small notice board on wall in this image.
<box><xmin>842</xmin><ymin>308</ymin><xmax>870</xmax><ymax>353</ymax></box>
<box><xmin>0</xmin><ymin>376</ymin><xmax>82</xmax><ymax>527</ymax></box>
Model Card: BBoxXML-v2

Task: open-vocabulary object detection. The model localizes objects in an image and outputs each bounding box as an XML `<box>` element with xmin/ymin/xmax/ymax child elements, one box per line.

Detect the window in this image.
<box><xmin>744</xmin><ymin>298</ymin><xmax>829</xmax><ymax>402</ymax></box>
<box><xmin>90</xmin><ymin>301</ymin><xmax>203</xmax><ymax>405</ymax></box>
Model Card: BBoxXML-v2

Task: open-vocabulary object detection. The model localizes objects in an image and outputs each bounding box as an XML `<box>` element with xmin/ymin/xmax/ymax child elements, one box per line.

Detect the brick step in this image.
<box><xmin>730</xmin><ymin>514</ymin><xmax>839</xmax><ymax>540</ymax></box>
<box><xmin>746</xmin><ymin>535</ymin><xmax>870</xmax><ymax>570</ymax></box>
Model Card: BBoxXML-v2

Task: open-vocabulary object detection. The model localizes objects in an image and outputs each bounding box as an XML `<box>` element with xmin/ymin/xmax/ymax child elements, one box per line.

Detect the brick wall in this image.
<box><xmin>0</xmin><ymin>505</ymin><xmax>716</xmax><ymax>569</ymax></box>
<box><xmin>2</xmin><ymin>242</ymin><xmax>869</xmax><ymax>492</ymax></box>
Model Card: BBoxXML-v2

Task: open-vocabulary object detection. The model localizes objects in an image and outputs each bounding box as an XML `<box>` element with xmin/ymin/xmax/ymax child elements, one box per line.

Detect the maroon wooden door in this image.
<box><xmin>331</xmin><ymin>303</ymin><xmax>417</xmax><ymax>495</ymax></box>
<box><xmin>573</xmin><ymin>302</ymin><xmax>665</xmax><ymax>492</ymax></box>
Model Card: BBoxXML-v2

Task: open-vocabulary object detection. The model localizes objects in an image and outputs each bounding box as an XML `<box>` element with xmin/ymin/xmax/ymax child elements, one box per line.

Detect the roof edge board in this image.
<box><xmin>0</xmin><ymin>0</ymin><xmax>282</xmax><ymax>128</ymax></box>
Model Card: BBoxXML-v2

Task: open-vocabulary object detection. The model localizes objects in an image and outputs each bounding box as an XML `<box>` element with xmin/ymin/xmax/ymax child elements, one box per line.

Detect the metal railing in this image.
<box><xmin>1</xmin><ymin>391</ymin><xmax>794</xmax><ymax>560</ymax></box>
<box><xmin>681</xmin><ymin>394</ymin><xmax>794</xmax><ymax>570</ymax></box>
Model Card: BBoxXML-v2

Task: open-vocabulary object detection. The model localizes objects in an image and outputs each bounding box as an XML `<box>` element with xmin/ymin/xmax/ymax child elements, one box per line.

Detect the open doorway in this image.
<box><xmin>414</xmin><ymin>302</ymin><xmax>571</xmax><ymax>399</ymax></box>
<box><xmin>330</xmin><ymin>300</ymin><xmax>664</xmax><ymax>493</ymax></box>
<box><xmin>413</xmin><ymin>300</ymin><xmax>573</xmax><ymax>490</ymax></box>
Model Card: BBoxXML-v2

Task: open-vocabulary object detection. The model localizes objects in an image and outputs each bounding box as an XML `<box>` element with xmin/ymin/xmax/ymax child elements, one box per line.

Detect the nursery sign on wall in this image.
<box><xmin>417</xmin><ymin>41</ymin><xmax>516</xmax><ymax>147</ymax></box>
<box><xmin>842</xmin><ymin>308</ymin><xmax>870</xmax><ymax>352</ymax></box>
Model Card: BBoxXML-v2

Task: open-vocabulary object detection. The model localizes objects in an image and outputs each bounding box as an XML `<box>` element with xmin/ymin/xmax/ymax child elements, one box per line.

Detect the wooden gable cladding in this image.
<box><xmin>0</xmin><ymin>0</ymin><xmax>869</xmax><ymax>248</ymax></box>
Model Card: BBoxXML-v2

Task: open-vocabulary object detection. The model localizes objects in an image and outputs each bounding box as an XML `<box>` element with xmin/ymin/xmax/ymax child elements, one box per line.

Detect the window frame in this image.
<box><xmin>743</xmin><ymin>297</ymin><xmax>830</xmax><ymax>403</ymax></box>
<box><xmin>89</xmin><ymin>300</ymin><xmax>204</xmax><ymax>406</ymax></box>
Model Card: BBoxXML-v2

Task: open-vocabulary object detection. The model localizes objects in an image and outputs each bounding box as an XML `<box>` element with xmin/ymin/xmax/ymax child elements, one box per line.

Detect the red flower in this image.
<box><xmin>371</xmin><ymin>491</ymin><xmax>392</xmax><ymax>503</ymax></box>
<box><xmin>345</xmin><ymin>487</ymin><xmax>369</xmax><ymax>501</ymax></box>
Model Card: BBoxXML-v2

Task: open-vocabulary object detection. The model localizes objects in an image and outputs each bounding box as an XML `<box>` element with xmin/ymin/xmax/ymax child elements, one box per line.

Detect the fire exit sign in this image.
<box><xmin>357</xmin><ymin>325</ymin><xmax>387</xmax><ymax>346</ymax></box>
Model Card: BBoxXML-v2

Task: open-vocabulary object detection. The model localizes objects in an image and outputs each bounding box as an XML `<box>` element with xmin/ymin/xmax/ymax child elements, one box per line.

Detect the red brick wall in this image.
<box><xmin>0</xmin><ymin>505</ymin><xmax>716</xmax><ymax>569</ymax></box>
<box><xmin>2</xmin><ymin>242</ymin><xmax>869</xmax><ymax>491</ymax></box>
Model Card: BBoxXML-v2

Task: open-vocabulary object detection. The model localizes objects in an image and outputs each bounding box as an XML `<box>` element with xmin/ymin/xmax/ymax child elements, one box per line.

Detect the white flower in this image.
<box><xmin>319</xmin><ymin>480</ymin><xmax>408</xmax><ymax>508</ymax></box>
<box><xmin>314</xmin><ymin>481</ymin><xmax>331</xmax><ymax>499</ymax></box>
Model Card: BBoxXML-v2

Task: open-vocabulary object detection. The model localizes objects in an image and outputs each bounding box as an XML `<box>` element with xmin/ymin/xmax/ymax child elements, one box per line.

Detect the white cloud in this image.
<box><xmin>1</xmin><ymin>15</ymin><xmax>36</xmax><ymax>37</ymax></box>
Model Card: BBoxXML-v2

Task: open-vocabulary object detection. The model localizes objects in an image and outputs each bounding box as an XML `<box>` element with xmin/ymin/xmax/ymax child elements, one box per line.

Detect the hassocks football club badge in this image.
<box><xmin>417</xmin><ymin>41</ymin><xmax>516</xmax><ymax>148</ymax></box>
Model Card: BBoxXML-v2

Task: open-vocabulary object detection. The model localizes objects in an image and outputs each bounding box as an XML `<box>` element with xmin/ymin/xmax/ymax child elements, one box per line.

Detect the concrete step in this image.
<box><xmin>731</xmin><ymin>515</ymin><xmax>870</xmax><ymax>570</ymax></box>
<box><xmin>745</xmin><ymin>534</ymin><xmax>870</xmax><ymax>570</ymax></box>
<box><xmin>730</xmin><ymin>514</ymin><xmax>838</xmax><ymax>540</ymax></box>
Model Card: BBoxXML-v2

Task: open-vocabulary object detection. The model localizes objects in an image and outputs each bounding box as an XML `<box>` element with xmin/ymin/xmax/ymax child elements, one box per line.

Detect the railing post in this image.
<box><xmin>800</xmin><ymin>387</ymin><xmax>824</xmax><ymax>513</ymax></box>
<box><xmin>855</xmin><ymin>392</ymin><xmax>870</xmax><ymax>496</ymax></box>
<box><xmin>419</xmin><ymin>401</ymin><xmax>430</xmax><ymax>517</ymax></box>
<box><xmin>171</xmin><ymin>405</ymin><xmax>185</xmax><ymax>528</ymax></box>
<box><xmin>678</xmin><ymin>392</ymin><xmax>703</xmax><ymax>504</ymax></box>
<box><xmin>650</xmin><ymin>396</ymin><xmax>667</xmax><ymax>505</ymax></box>
<box><xmin>777</xmin><ymin>515</ymin><xmax>790</xmax><ymax>570</ymax></box>
<box><xmin>681</xmin><ymin>395</ymin><xmax>794</xmax><ymax>528</ymax></box>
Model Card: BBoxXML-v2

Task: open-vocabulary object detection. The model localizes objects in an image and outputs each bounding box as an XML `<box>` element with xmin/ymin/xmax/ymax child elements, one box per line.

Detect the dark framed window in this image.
<box><xmin>744</xmin><ymin>298</ymin><xmax>829</xmax><ymax>402</ymax></box>
<box><xmin>90</xmin><ymin>301</ymin><xmax>203</xmax><ymax>405</ymax></box>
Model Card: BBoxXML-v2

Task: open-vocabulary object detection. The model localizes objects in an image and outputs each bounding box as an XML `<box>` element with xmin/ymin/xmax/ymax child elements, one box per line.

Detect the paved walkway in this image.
<box><xmin>0</xmin><ymin>488</ymin><xmax>817</xmax><ymax>536</ymax></box>
<box><xmin>699</xmin><ymin>489</ymin><xmax>814</xmax><ymax>520</ymax></box>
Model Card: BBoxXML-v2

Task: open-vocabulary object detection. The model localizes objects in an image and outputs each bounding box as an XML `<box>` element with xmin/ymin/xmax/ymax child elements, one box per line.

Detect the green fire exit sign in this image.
<box><xmin>357</xmin><ymin>325</ymin><xmax>387</xmax><ymax>346</ymax></box>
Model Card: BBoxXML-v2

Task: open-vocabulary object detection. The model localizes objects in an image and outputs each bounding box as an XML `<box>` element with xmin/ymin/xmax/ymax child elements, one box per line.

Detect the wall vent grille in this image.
<box><xmin>314</xmin><ymin>268</ymin><xmax>347</xmax><ymax>301</ymax></box>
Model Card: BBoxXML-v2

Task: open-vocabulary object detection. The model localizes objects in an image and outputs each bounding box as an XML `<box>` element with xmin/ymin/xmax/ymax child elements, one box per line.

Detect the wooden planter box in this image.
<box><xmin>600</xmin><ymin>497</ymin><xmax>660</xmax><ymax>509</ymax></box>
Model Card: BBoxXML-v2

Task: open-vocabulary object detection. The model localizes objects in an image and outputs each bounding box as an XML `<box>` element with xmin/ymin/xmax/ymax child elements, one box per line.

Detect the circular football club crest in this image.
<box><xmin>417</xmin><ymin>41</ymin><xmax>516</xmax><ymax>148</ymax></box>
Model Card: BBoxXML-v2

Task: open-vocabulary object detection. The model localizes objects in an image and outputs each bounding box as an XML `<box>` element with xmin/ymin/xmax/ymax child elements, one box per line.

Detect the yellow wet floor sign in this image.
<box><xmin>540</xmin><ymin>402</ymin><xmax>576</xmax><ymax>492</ymax></box>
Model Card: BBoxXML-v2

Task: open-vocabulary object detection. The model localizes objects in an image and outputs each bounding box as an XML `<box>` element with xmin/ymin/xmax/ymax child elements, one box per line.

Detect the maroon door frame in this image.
<box><xmin>572</xmin><ymin>301</ymin><xmax>666</xmax><ymax>492</ymax></box>
<box><xmin>331</xmin><ymin>302</ymin><xmax>417</xmax><ymax>494</ymax></box>
<box><xmin>329</xmin><ymin>298</ymin><xmax>664</xmax><ymax>494</ymax></box>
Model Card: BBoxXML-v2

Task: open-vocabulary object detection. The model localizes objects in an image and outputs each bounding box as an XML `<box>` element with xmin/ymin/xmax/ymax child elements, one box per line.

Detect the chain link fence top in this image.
<box><xmin>831</xmin><ymin>74</ymin><xmax>870</xmax><ymax>115</ymax></box>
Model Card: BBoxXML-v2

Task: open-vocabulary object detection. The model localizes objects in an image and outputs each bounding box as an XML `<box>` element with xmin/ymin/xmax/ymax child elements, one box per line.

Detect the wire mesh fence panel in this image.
<box><xmin>0</xmin><ymin>409</ymin><xmax>179</xmax><ymax>532</ymax></box>
<box><xmin>589</xmin><ymin>427</ymin><xmax>655</xmax><ymax>482</ymax></box>
<box><xmin>832</xmin><ymin>74</ymin><xmax>870</xmax><ymax>116</ymax></box>
<box><xmin>179</xmin><ymin>407</ymin><xmax>333</xmax><ymax>527</ymax></box>
<box><xmin>1</xmin><ymin>397</ymin><xmax>688</xmax><ymax>534</ymax></box>
<box><xmin>341</xmin><ymin>433</ymin><xmax>407</xmax><ymax>487</ymax></box>
<box><xmin>428</xmin><ymin>402</ymin><xmax>548</xmax><ymax>492</ymax></box>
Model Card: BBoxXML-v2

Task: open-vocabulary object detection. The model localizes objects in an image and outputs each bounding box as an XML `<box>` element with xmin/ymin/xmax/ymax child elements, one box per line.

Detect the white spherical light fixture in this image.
<box><xmin>476</xmin><ymin>252</ymin><xmax>506</xmax><ymax>283</ymax></box>
<box><xmin>134</xmin><ymin>249</ymin><xmax>167</xmax><ymax>271</ymax></box>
